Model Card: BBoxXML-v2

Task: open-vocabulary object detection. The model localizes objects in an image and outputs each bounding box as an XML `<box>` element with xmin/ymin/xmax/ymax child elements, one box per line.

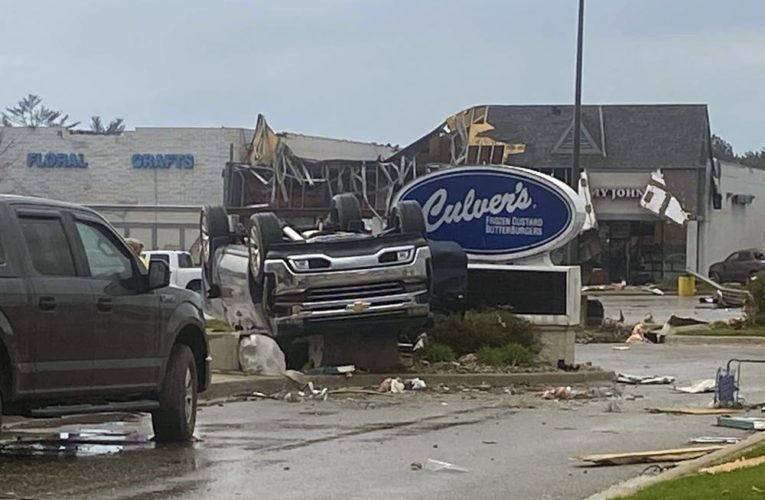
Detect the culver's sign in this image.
<box><xmin>396</xmin><ymin>166</ymin><xmax>585</xmax><ymax>261</ymax></box>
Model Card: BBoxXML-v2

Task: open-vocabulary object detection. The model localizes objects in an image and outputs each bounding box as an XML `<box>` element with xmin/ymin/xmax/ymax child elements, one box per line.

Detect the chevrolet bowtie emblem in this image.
<box><xmin>347</xmin><ymin>301</ymin><xmax>371</xmax><ymax>313</ymax></box>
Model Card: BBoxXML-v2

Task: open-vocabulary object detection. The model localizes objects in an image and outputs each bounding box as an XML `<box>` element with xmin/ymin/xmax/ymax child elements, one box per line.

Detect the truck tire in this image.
<box><xmin>201</xmin><ymin>206</ymin><xmax>230</xmax><ymax>282</ymax></box>
<box><xmin>248</xmin><ymin>213</ymin><xmax>282</xmax><ymax>282</ymax></box>
<box><xmin>330</xmin><ymin>193</ymin><xmax>362</xmax><ymax>231</ymax></box>
<box><xmin>152</xmin><ymin>344</ymin><xmax>197</xmax><ymax>443</ymax></box>
<box><xmin>390</xmin><ymin>200</ymin><xmax>426</xmax><ymax>236</ymax></box>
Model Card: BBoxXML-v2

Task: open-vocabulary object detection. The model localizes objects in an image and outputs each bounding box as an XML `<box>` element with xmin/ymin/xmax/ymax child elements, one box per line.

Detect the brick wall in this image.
<box><xmin>0</xmin><ymin>126</ymin><xmax>253</xmax><ymax>205</ymax></box>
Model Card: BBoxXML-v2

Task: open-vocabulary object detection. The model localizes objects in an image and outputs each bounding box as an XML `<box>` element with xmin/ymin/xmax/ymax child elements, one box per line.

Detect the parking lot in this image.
<box><xmin>2</xmin><ymin>338</ymin><xmax>764</xmax><ymax>500</ymax></box>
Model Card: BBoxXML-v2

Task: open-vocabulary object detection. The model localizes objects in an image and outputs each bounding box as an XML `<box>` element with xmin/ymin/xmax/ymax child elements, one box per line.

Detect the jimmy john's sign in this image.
<box><xmin>592</xmin><ymin>187</ymin><xmax>644</xmax><ymax>200</ymax></box>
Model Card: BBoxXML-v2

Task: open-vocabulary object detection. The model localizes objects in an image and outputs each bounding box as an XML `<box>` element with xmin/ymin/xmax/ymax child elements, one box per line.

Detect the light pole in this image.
<box><xmin>571</xmin><ymin>0</ymin><xmax>585</xmax><ymax>266</ymax></box>
<box><xmin>572</xmin><ymin>0</ymin><xmax>585</xmax><ymax>191</ymax></box>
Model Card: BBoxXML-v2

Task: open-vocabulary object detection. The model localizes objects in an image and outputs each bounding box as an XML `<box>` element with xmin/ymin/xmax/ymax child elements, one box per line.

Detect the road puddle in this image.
<box><xmin>0</xmin><ymin>429</ymin><xmax>153</xmax><ymax>458</ymax></box>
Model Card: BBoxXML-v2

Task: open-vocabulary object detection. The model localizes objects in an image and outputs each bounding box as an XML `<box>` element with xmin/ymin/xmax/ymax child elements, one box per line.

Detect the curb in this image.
<box><xmin>585</xmin><ymin>431</ymin><xmax>765</xmax><ymax>500</ymax></box>
<box><xmin>202</xmin><ymin>370</ymin><xmax>615</xmax><ymax>401</ymax></box>
<box><xmin>666</xmin><ymin>335</ymin><xmax>765</xmax><ymax>346</ymax></box>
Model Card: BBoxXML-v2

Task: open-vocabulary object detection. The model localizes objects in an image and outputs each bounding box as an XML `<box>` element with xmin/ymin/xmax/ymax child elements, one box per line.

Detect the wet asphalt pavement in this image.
<box><xmin>2</xmin><ymin>302</ymin><xmax>764</xmax><ymax>499</ymax></box>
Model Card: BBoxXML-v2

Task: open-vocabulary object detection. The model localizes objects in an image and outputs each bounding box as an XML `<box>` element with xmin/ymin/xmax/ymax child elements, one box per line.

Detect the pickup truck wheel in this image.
<box><xmin>330</xmin><ymin>193</ymin><xmax>362</xmax><ymax>231</ymax></box>
<box><xmin>248</xmin><ymin>213</ymin><xmax>282</xmax><ymax>281</ymax></box>
<box><xmin>152</xmin><ymin>344</ymin><xmax>197</xmax><ymax>443</ymax></box>
<box><xmin>390</xmin><ymin>200</ymin><xmax>426</xmax><ymax>236</ymax></box>
<box><xmin>710</xmin><ymin>271</ymin><xmax>722</xmax><ymax>283</ymax></box>
<box><xmin>201</xmin><ymin>206</ymin><xmax>230</xmax><ymax>283</ymax></box>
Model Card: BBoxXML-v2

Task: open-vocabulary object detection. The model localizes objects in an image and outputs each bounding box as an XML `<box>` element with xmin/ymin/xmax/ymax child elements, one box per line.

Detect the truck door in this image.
<box><xmin>0</xmin><ymin>206</ymin><xmax>36</xmax><ymax>397</ymax></box>
<box><xmin>16</xmin><ymin>210</ymin><xmax>95</xmax><ymax>396</ymax></box>
<box><xmin>72</xmin><ymin>216</ymin><xmax>161</xmax><ymax>393</ymax></box>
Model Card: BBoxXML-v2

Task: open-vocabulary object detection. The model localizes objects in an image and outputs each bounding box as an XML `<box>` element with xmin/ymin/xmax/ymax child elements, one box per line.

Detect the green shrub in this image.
<box><xmin>476</xmin><ymin>343</ymin><xmax>534</xmax><ymax>367</ymax></box>
<box><xmin>427</xmin><ymin>308</ymin><xmax>537</xmax><ymax>356</ymax></box>
<box><xmin>422</xmin><ymin>341</ymin><xmax>456</xmax><ymax>363</ymax></box>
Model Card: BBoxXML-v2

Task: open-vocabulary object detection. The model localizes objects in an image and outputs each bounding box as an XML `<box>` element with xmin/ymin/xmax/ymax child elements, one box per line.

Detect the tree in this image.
<box><xmin>2</xmin><ymin>94</ymin><xmax>79</xmax><ymax>129</ymax></box>
<box><xmin>711</xmin><ymin>134</ymin><xmax>735</xmax><ymax>160</ymax></box>
<box><xmin>738</xmin><ymin>148</ymin><xmax>765</xmax><ymax>169</ymax></box>
<box><xmin>89</xmin><ymin>116</ymin><xmax>125</xmax><ymax>135</ymax></box>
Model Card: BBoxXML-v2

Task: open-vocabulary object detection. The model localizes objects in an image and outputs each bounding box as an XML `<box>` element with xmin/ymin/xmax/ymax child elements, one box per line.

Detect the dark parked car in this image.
<box><xmin>708</xmin><ymin>249</ymin><xmax>765</xmax><ymax>284</ymax></box>
<box><xmin>0</xmin><ymin>195</ymin><xmax>210</xmax><ymax>441</ymax></box>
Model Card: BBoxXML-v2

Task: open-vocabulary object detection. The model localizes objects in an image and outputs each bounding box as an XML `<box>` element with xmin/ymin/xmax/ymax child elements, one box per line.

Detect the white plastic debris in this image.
<box><xmin>238</xmin><ymin>334</ymin><xmax>286</xmax><ymax>375</ymax></box>
<box><xmin>406</xmin><ymin>378</ymin><xmax>427</xmax><ymax>391</ymax></box>
<box><xmin>675</xmin><ymin>379</ymin><xmax>716</xmax><ymax>394</ymax></box>
<box><xmin>424</xmin><ymin>459</ymin><xmax>469</xmax><ymax>473</ymax></box>
<box><xmin>616</xmin><ymin>373</ymin><xmax>675</xmax><ymax>385</ymax></box>
<box><xmin>391</xmin><ymin>379</ymin><xmax>405</xmax><ymax>394</ymax></box>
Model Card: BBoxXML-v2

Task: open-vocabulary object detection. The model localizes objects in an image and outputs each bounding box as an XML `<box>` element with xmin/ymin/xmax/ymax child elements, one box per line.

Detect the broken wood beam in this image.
<box><xmin>573</xmin><ymin>445</ymin><xmax>726</xmax><ymax>466</ymax></box>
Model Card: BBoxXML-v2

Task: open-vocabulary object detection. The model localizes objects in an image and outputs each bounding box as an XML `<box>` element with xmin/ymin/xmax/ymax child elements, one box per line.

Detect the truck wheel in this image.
<box><xmin>248</xmin><ymin>213</ymin><xmax>283</xmax><ymax>282</ymax></box>
<box><xmin>152</xmin><ymin>345</ymin><xmax>197</xmax><ymax>443</ymax></box>
<box><xmin>330</xmin><ymin>193</ymin><xmax>362</xmax><ymax>231</ymax></box>
<box><xmin>390</xmin><ymin>200</ymin><xmax>426</xmax><ymax>236</ymax></box>
<box><xmin>710</xmin><ymin>271</ymin><xmax>722</xmax><ymax>283</ymax></box>
<box><xmin>201</xmin><ymin>206</ymin><xmax>230</xmax><ymax>282</ymax></box>
<box><xmin>186</xmin><ymin>280</ymin><xmax>202</xmax><ymax>293</ymax></box>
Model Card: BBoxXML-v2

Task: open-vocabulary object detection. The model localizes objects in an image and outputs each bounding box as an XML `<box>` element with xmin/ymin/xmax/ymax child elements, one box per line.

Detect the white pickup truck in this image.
<box><xmin>142</xmin><ymin>250</ymin><xmax>202</xmax><ymax>292</ymax></box>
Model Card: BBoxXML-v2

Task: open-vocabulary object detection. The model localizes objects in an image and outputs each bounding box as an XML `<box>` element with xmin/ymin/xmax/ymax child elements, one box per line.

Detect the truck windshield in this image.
<box><xmin>178</xmin><ymin>253</ymin><xmax>194</xmax><ymax>268</ymax></box>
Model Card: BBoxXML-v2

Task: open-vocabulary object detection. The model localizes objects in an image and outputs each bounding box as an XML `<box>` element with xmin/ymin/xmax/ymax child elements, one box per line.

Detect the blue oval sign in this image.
<box><xmin>396</xmin><ymin>166</ymin><xmax>584</xmax><ymax>260</ymax></box>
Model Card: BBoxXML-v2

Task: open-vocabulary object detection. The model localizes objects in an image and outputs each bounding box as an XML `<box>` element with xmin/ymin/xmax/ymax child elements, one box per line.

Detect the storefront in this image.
<box><xmin>584</xmin><ymin>171</ymin><xmax>692</xmax><ymax>285</ymax></box>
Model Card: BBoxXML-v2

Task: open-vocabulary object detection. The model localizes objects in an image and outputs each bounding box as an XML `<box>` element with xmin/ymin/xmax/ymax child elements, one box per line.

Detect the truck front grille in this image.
<box><xmin>305</xmin><ymin>281</ymin><xmax>406</xmax><ymax>302</ymax></box>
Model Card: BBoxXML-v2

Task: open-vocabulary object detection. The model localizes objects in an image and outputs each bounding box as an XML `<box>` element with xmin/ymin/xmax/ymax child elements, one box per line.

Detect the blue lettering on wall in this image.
<box><xmin>27</xmin><ymin>153</ymin><xmax>88</xmax><ymax>168</ymax></box>
<box><xmin>132</xmin><ymin>154</ymin><xmax>195</xmax><ymax>170</ymax></box>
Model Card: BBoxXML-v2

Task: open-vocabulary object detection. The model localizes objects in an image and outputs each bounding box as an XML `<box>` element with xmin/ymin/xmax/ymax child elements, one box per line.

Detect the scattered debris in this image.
<box><xmin>689</xmin><ymin>437</ymin><xmax>741</xmax><ymax>444</ymax></box>
<box><xmin>557</xmin><ymin>360</ymin><xmax>581</xmax><ymax>372</ymax></box>
<box><xmin>617</xmin><ymin>373</ymin><xmax>675</xmax><ymax>385</ymax></box>
<box><xmin>646</xmin><ymin>407</ymin><xmax>740</xmax><ymax>416</ymax></box>
<box><xmin>424</xmin><ymin>459</ymin><xmax>469</xmax><ymax>473</ymax></box>
<box><xmin>379</xmin><ymin>377</ymin><xmax>406</xmax><ymax>394</ymax></box>
<box><xmin>717</xmin><ymin>416</ymin><xmax>765</xmax><ymax>430</ymax></box>
<box><xmin>700</xmin><ymin>455</ymin><xmax>765</xmax><ymax>474</ymax></box>
<box><xmin>282</xmin><ymin>381</ymin><xmax>328</xmax><ymax>403</ymax></box>
<box><xmin>639</xmin><ymin>169</ymin><xmax>691</xmax><ymax>225</ymax></box>
<box><xmin>626</xmin><ymin>324</ymin><xmax>649</xmax><ymax>344</ymax></box>
<box><xmin>573</xmin><ymin>445</ymin><xmax>725</xmax><ymax>466</ymax></box>
<box><xmin>410</xmin><ymin>462</ymin><xmax>423</xmax><ymax>471</ymax></box>
<box><xmin>283</xmin><ymin>369</ymin><xmax>308</xmax><ymax>388</ymax></box>
<box><xmin>728</xmin><ymin>317</ymin><xmax>745</xmax><ymax>330</ymax></box>
<box><xmin>482</xmin><ymin>440</ymin><xmax>498</xmax><ymax>445</ymax></box>
<box><xmin>611</xmin><ymin>346</ymin><xmax>630</xmax><ymax>351</ymax></box>
<box><xmin>653</xmin><ymin>315</ymin><xmax>710</xmax><ymax>336</ymax></box>
<box><xmin>405</xmin><ymin>378</ymin><xmax>427</xmax><ymax>391</ymax></box>
<box><xmin>674</xmin><ymin>379</ymin><xmax>716</xmax><ymax>394</ymax></box>
<box><xmin>239</xmin><ymin>334</ymin><xmax>287</xmax><ymax>375</ymax></box>
<box><xmin>458</xmin><ymin>353</ymin><xmax>478</xmax><ymax>364</ymax></box>
<box><xmin>541</xmin><ymin>386</ymin><xmax>575</xmax><ymax>400</ymax></box>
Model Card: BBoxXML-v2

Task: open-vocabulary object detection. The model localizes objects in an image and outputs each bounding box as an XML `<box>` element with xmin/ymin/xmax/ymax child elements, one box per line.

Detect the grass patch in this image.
<box><xmin>205</xmin><ymin>319</ymin><xmax>230</xmax><ymax>332</ymax></box>
<box><xmin>618</xmin><ymin>463</ymin><xmax>765</xmax><ymax>499</ymax></box>
<box><xmin>421</xmin><ymin>342</ymin><xmax>456</xmax><ymax>363</ymax></box>
<box><xmin>427</xmin><ymin>308</ymin><xmax>537</xmax><ymax>356</ymax></box>
<box><xmin>475</xmin><ymin>343</ymin><xmax>533</xmax><ymax>367</ymax></box>
<box><xmin>676</xmin><ymin>326</ymin><xmax>765</xmax><ymax>337</ymax></box>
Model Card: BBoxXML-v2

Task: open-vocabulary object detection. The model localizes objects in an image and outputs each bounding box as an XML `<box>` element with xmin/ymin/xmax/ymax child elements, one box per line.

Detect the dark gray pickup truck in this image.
<box><xmin>0</xmin><ymin>195</ymin><xmax>210</xmax><ymax>442</ymax></box>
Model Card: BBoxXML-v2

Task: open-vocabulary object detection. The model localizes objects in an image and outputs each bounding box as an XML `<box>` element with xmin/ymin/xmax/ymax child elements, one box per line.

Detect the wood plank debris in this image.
<box><xmin>689</xmin><ymin>436</ymin><xmax>742</xmax><ymax>444</ymax></box>
<box><xmin>646</xmin><ymin>407</ymin><xmax>742</xmax><ymax>415</ymax></box>
<box><xmin>717</xmin><ymin>416</ymin><xmax>765</xmax><ymax>430</ymax></box>
<box><xmin>700</xmin><ymin>455</ymin><xmax>765</xmax><ymax>474</ymax></box>
<box><xmin>573</xmin><ymin>445</ymin><xmax>725</xmax><ymax>466</ymax></box>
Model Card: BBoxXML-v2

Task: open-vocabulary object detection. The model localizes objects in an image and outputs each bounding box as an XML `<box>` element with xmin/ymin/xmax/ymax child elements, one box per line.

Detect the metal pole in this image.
<box><xmin>570</xmin><ymin>0</ymin><xmax>585</xmax><ymax>266</ymax></box>
<box><xmin>572</xmin><ymin>0</ymin><xmax>585</xmax><ymax>188</ymax></box>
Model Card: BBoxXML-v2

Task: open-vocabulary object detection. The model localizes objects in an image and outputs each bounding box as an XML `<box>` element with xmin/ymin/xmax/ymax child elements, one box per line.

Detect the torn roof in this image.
<box><xmin>248</xmin><ymin>114</ymin><xmax>398</xmax><ymax>165</ymax></box>
<box><xmin>278</xmin><ymin>132</ymin><xmax>398</xmax><ymax>163</ymax></box>
<box><xmin>391</xmin><ymin>104</ymin><xmax>711</xmax><ymax>169</ymax></box>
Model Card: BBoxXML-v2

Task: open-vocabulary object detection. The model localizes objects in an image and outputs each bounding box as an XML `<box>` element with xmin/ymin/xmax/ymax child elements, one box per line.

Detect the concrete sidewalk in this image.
<box><xmin>202</xmin><ymin>369</ymin><xmax>615</xmax><ymax>401</ymax></box>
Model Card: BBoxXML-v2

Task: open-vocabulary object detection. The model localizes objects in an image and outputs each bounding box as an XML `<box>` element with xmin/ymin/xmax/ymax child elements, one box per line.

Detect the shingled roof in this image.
<box><xmin>391</xmin><ymin>104</ymin><xmax>711</xmax><ymax>170</ymax></box>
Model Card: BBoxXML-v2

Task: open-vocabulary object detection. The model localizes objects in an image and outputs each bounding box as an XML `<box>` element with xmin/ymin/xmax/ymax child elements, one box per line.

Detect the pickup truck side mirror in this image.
<box><xmin>148</xmin><ymin>260</ymin><xmax>171</xmax><ymax>290</ymax></box>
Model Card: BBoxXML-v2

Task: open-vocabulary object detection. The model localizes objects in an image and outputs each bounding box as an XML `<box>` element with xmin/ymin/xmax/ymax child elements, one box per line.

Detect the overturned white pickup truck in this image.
<box><xmin>201</xmin><ymin>194</ymin><xmax>444</xmax><ymax>369</ymax></box>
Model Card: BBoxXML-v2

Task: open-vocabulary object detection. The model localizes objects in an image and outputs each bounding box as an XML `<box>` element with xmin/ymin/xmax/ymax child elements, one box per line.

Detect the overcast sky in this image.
<box><xmin>2</xmin><ymin>0</ymin><xmax>764</xmax><ymax>152</ymax></box>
